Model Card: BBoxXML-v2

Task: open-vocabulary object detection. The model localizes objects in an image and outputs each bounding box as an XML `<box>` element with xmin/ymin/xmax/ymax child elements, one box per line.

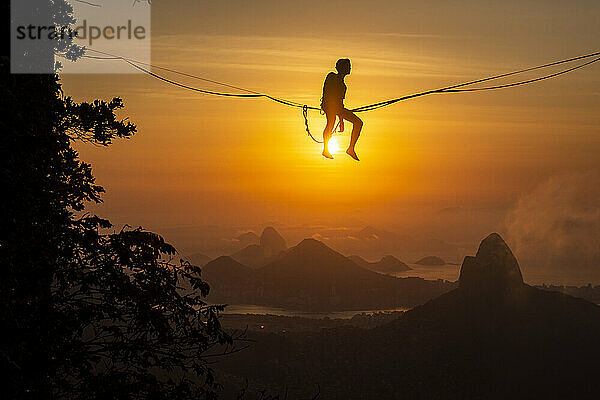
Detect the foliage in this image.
<box><xmin>53</xmin><ymin>219</ymin><xmax>233</xmax><ymax>399</ymax></box>
<box><xmin>0</xmin><ymin>54</ymin><xmax>234</xmax><ymax>399</ymax></box>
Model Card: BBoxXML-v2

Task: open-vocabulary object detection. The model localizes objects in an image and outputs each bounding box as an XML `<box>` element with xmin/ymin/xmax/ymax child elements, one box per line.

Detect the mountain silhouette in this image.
<box><xmin>219</xmin><ymin>233</ymin><xmax>600</xmax><ymax>398</ymax></box>
<box><xmin>458</xmin><ymin>232</ymin><xmax>523</xmax><ymax>289</ymax></box>
<box><xmin>203</xmin><ymin>238</ymin><xmax>452</xmax><ymax>310</ymax></box>
<box><xmin>259</xmin><ymin>226</ymin><xmax>287</xmax><ymax>257</ymax></box>
<box><xmin>230</xmin><ymin>244</ymin><xmax>264</xmax><ymax>268</ymax></box>
<box><xmin>310</xmin><ymin>233</ymin><xmax>600</xmax><ymax>398</ymax></box>
<box><xmin>348</xmin><ymin>254</ymin><xmax>411</xmax><ymax>275</ymax></box>
<box><xmin>256</xmin><ymin>238</ymin><xmax>393</xmax><ymax>310</ymax></box>
<box><xmin>201</xmin><ymin>256</ymin><xmax>254</xmax><ymax>302</ymax></box>
<box><xmin>203</xmin><ymin>256</ymin><xmax>253</xmax><ymax>282</ymax></box>
<box><xmin>231</xmin><ymin>227</ymin><xmax>287</xmax><ymax>268</ymax></box>
<box><xmin>260</xmin><ymin>238</ymin><xmax>381</xmax><ymax>278</ymax></box>
<box><xmin>254</xmin><ymin>238</ymin><xmax>450</xmax><ymax>310</ymax></box>
<box><xmin>415</xmin><ymin>255</ymin><xmax>446</xmax><ymax>266</ymax></box>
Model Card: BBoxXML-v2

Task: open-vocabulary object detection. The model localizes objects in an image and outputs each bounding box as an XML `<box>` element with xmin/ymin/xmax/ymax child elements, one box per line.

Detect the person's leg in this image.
<box><xmin>339</xmin><ymin>108</ymin><xmax>363</xmax><ymax>161</ymax></box>
<box><xmin>322</xmin><ymin>109</ymin><xmax>337</xmax><ymax>159</ymax></box>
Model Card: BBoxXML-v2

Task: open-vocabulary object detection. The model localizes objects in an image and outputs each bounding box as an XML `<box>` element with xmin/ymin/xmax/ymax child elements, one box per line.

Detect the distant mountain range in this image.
<box><xmin>180</xmin><ymin>224</ymin><xmax>469</xmax><ymax>266</ymax></box>
<box><xmin>201</xmin><ymin>236</ymin><xmax>453</xmax><ymax>311</ymax></box>
<box><xmin>217</xmin><ymin>233</ymin><xmax>600</xmax><ymax>398</ymax></box>
<box><xmin>230</xmin><ymin>226</ymin><xmax>287</xmax><ymax>268</ymax></box>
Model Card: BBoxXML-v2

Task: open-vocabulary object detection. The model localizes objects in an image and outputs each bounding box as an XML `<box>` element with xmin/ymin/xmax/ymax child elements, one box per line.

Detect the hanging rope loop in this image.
<box><xmin>303</xmin><ymin>105</ymin><xmax>323</xmax><ymax>144</ymax></box>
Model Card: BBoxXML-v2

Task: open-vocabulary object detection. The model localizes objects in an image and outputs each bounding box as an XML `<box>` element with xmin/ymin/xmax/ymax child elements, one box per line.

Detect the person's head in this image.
<box><xmin>335</xmin><ymin>58</ymin><xmax>351</xmax><ymax>76</ymax></box>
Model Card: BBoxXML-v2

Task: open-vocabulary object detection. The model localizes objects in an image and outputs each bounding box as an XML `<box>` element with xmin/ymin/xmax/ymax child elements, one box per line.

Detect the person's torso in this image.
<box><xmin>321</xmin><ymin>72</ymin><xmax>346</xmax><ymax>107</ymax></box>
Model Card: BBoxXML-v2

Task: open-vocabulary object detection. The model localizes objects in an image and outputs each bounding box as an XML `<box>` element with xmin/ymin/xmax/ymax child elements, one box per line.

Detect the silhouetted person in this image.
<box><xmin>320</xmin><ymin>59</ymin><xmax>363</xmax><ymax>161</ymax></box>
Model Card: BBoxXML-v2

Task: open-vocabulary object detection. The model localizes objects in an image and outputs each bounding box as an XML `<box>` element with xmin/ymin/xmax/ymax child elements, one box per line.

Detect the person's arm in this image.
<box><xmin>337</xmin><ymin>114</ymin><xmax>344</xmax><ymax>132</ymax></box>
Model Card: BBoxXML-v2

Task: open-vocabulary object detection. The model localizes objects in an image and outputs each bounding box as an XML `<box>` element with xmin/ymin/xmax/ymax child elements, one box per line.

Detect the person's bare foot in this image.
<box><xmin>322</xmin><ymin>149</ymin><xmax>334</xmax><ymax>159</ymax></box>
<box><xmin>346</xmin><ymin>148</ymin><xmax>359</xmax><ymax>161</ymax></box>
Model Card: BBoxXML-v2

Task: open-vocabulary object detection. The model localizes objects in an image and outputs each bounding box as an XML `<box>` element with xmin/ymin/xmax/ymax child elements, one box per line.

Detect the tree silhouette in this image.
<box><xmin>0</xmin><ymin>56</ymin><xmax>233</xmax><ymax>400</ymax></box>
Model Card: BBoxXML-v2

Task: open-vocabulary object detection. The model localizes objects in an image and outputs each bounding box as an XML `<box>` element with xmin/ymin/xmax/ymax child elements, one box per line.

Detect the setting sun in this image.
<box><xmin>328</xmin><ymin>136</ymin><xmax>340</xmax><ymax>153</ymax></box>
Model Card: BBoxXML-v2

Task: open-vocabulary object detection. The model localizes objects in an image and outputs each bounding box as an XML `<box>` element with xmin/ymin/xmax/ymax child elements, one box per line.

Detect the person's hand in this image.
<box><xmin>338</xmin><ymin>119</ymin><xmax>344</xmax><ymax>133</ymax></box>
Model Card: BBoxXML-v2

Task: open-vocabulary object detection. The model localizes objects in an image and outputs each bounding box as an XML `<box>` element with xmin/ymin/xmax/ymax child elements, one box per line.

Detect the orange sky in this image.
<box><xmin>60</xmin><ymin>0</ymin><xmax>599</xmax><ymax>278</ymax></box>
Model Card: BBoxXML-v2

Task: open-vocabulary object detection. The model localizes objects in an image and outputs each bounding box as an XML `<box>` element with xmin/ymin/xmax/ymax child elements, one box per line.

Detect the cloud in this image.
<box><xmin>150</xmin><ymin>34</ymin><xmax>477</xmax><ymax>79</ymax></box>
<box><xmin>505</xmin><ymin>173</ymin><xmax>600</xmax><ymax>277</ymax></box>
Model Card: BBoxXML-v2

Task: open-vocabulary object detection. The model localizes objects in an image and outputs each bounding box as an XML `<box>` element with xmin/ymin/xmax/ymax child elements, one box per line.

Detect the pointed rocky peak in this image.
<box><xmin>415</xmin><ymin>256</ymin><xmax>445</xmax><ymax>266</ymax></box>
<box><xmin>260</xmin><ymin>238</ymin><xmax>382</xmax><ymax>279</ymax></box>
<box><xmin>202</xmin><ymin>256</ymin><xmax>253</xmax><ymax>282</ymax></box>
<box><xmin>372</xmin><ymin>255</ymin><xmax>411</xmax><ymax>272</ymax></box>
<box><xmin>293</xmin><ymin>238</ymin><xmax>335</xmax><ymax>254</ymax></box>
<box><xmin>260</xmin><ymin>226</ymin><xmax>287</xmax><ymax>257</ymax></box>
<box><xmin>204</xmin><ymin>255</ymin><xmax>251</xmax><ymax>271</ymax></box>
<box><xmin>459</xmin><ymin>233</ymin><xmax>523</xmax><ymax>290</ymax></box>
<box><xmin>276</xmin><ymin>238</ymin><xmax>352</xmax><ymax>266</ymax></box>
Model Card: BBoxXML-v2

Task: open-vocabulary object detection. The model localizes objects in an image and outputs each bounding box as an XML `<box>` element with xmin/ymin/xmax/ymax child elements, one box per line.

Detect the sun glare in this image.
<box><xmin>329</xmin><ymin>136</ymin><xmax>340</xmax><ymax>153</ymax></box>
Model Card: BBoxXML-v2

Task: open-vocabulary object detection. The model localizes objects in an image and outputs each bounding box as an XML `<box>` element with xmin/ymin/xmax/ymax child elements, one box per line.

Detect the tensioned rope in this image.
<box><xmin>76</xmin><ymin>48</ymin><xmax>600</xmax><ymax>144</ymax></box>
<box><xmin>81</xmin><ymin>49</ymin><xmax>307</xmax><ymax>106</ymax></box>
<box><xmin>349</xmin><ymin>51</ymin><xmax>600</xmax><ymax>112</ymax></box>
